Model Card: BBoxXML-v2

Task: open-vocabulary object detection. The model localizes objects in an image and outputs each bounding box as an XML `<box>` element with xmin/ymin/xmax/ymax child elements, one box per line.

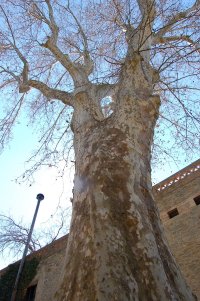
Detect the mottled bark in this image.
<box><xmin>55</xmin><ymin>59</ymin><xmax>196</xmax><ymax>301</ymax></box>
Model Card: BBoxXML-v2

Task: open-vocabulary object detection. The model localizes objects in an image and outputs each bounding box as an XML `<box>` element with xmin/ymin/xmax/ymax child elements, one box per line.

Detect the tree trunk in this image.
<box><xmin>55</xmin><ymin>63</ymin><xmax>196</xmax><ymax>300</ymax></box>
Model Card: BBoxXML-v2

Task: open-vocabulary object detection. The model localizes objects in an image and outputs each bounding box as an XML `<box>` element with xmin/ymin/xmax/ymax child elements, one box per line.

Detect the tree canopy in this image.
<box><xmin>0</xmin><ymin>0</ymin><xmax>199</xmax><ymax>177</ymax></box>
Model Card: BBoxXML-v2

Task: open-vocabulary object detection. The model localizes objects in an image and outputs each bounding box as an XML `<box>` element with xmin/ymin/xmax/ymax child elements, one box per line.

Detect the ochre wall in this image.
<box><xmin>30</xmin><ymin>235</ymin><xmax>68</xmax><ymax>301</ymax></box>
<box><xmin>33</xmin><ymin>248</ymin><xmax>66</xmax><ymax>301</ymax></box>
<box><xmin>154</xmin><ymin>161</ymin><xmax>200</xmax><ymax>300</ymax></box>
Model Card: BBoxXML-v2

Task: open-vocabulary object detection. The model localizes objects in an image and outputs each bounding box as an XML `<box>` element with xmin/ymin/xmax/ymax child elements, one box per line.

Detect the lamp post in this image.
<box><xmin>10</xmin><ymin>193</ymin><xmax>44</xmax><ymax>301</ymax></box>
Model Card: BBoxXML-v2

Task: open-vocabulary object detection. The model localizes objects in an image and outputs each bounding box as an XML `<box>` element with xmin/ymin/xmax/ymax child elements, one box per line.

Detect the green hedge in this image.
<box><xmin>0</xmin><ymin>258</ymin><xmax>39</xmax><ymax>301</ymax></box>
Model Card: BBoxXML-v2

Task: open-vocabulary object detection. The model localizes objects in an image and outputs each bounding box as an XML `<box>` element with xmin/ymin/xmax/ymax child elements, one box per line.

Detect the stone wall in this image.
<box><xmin>153</xmin><ymin>159</ymin><xmax>200</xmax><ymax>300</ymax></box>
<box><xmin>29</xmin><ymin>235</ymin><xmax>68</xmax><ymax>301</ymax></box>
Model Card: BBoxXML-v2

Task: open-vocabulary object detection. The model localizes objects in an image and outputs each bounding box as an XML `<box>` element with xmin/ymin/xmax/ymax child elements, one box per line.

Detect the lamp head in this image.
<box><xmin>36</xmin><ymin>194</ymin><xmax>44</xmax><ymax>201</ymax></box>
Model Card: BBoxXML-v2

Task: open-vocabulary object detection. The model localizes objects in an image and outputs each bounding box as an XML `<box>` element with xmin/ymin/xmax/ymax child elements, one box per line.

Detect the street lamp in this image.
<box><xmin>10</xmin><ymin>194</ymin><xmax>44</xmax><ymax>301</ymax></box>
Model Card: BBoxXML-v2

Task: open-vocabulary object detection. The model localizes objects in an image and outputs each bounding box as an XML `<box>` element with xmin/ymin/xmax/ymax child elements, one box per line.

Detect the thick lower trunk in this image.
<box><xmin>55</xmin><ymin>115</ymin><xmax>196</xmax><ymax>301</ymax></box>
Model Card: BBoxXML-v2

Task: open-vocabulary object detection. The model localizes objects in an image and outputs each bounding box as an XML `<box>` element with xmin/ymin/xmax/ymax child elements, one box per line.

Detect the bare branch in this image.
<box><xmin>154</xmin><ymin>0</ymin><xmax>200</xmax><ymax>38</ymax></box>
<box><xmin>153</xmin><ymin>35</ymin><xmax>200</xmax><ymax>53</ymax></box>
<box><xmin>28</xmin><ymin>2</ymin><xmax>81</xmax><ymax>83</ymax></box>
<box><xmin>0</xmin><ymin>67</ymin><xmax>20</xmax><ymax>83</ymax></box>
<box><xmin>28</xmin><ymin>79</ymin><xmax>74</xmax><ymax>106</ymax></box>
<box><xmin>0</xmin><ymin>208</ymin><xmax>70</xmax><ymax>259</ymax></box>
<box><xmin>29</xmin><ymin>0</ymin><xmax>58</xmax><ymax>43</ymax></box>
<box><xmin>0</xmin><ymin>5</ymin><xmax>27</xmax><ymax>65</ymax></box>
<box><xmin>31</xmin><ymin>1</ymin><xmax>91</xmax><ymax>86</ymax></box>
<box><xmin>0</xmin><ymin>5</ymin><xmax>30</xmax><ymax>92</ymax></box>
<box><xmin>58</xmin><ymin>2</ymin><xmax>93</xmax><ymax>75</ymax></box>
<box><xmin>41</xmin><ymin>37</ymin><xmax>89</xmax><ymax>87</ymax></box>
<box><xmin>0</xmin><ymin>94</ymin><xmax>25</xmax><ymax>149</ymax></box>
<box><xmin>111</xmin><ymin>0</ymin><xmax>132</xmax><ymax>31</ymax></box>
<box><xmin>0</xmin><ymin>214</ymin><xmax>39</xmax><ymax>257</ymax></box>
<box><xmin>44</xmin><ymin>0</ymin><xmax>59</xmax><ymax>43</ymax></box>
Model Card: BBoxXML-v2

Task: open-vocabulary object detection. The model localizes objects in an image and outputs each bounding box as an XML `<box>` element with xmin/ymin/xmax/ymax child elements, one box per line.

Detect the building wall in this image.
<box><xmin>154</xmin><ymin>159</ymin><xmax>200</xmax><ymax>300</ymax></box>
<box><xmin>33</xmin><ymin>247</ymin><xmax>66</xmax><ymax>301</ymax></box>
<box><xmin>29</xmin><ymin>235</ymin><xmax>68</xmax><ymax>301</ymax></box>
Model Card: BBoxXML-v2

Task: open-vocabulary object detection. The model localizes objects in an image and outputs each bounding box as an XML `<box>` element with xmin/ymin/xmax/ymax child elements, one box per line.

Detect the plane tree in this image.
<box><xmin>0</xmin><ymin>0</ymin><xmax>199</xmax><ymax>300</ymax></box>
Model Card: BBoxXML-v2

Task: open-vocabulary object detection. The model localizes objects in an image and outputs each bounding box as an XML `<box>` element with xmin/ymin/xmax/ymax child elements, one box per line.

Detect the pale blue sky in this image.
<box><xmin>0</xmin><ymin>119</ymin><xmax>74</xmax><ymax>269</ymax></box>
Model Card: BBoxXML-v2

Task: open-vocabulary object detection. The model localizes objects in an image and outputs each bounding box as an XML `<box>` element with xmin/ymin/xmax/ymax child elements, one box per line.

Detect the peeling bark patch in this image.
<box><xmin>89</xmin><ymin>128</ymin><xmax>131</xmax><ymax>213</ymax></box>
